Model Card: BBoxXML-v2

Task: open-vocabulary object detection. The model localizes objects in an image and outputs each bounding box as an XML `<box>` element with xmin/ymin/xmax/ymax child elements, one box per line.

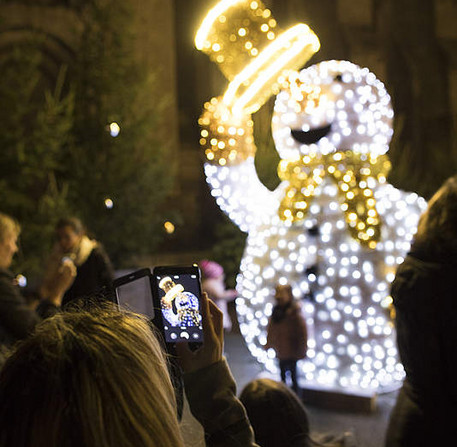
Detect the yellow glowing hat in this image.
<box><xmin>195</xmin><ymin>0</ymin><xmax>320</xmax><ymax>115</ymax></box>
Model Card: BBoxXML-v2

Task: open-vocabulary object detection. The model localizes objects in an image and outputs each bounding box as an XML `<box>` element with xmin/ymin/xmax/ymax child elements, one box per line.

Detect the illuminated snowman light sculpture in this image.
<box><xmin>196</xmin><ymin>1</ymin><xmax>426</xmax><ymax>392</ymax></box>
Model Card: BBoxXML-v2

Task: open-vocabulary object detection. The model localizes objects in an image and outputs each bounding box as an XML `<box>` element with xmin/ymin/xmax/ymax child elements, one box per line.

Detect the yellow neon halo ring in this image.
<box><xmin>223</xmin><ymin>24</ymin><xmax>320</xmax><ymax>116</ymax></box>
<box><xmin>195</xmin><ymin>0</ymin><xmax>245</xmax><ymax>50</ymax></box>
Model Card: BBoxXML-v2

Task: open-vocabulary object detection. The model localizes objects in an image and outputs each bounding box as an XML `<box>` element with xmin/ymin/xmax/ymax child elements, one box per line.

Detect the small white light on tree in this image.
<box><xmin>109</xmin><ymin>122</ymin><xmax>120</xmax><ymax>137</ymax></box>
<box><xmin>164</xmin><ymin>221</ymin><xmax>175</xmax><ymax>234</ymax></box>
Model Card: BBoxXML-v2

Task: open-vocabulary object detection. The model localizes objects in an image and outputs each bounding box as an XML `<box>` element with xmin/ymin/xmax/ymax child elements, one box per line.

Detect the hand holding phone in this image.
<box><xmin>175</xmin><ymin>291</ymin><xmax>223</xmax><ymax>373</ymax></box>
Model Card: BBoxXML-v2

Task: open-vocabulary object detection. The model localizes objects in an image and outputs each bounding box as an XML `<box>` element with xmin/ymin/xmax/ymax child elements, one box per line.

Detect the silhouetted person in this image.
<box><xmin>385</xmin><ymin>176</ymin><xmax>457</xmax><ymax>446</ymax></box>
<box><xmin>265</xmin><ymin>284</ymin><xmax>308</xmax><ymax>392</ymax></box>
<box><xmin>0</xmin><ymin>213</ymin><xmax>74</xmax><ymax>367</ymax></box>
<box><xmin>240</xmin><ymin>378</ymin><xmax>353</xmax><ymax>447</ymax></box>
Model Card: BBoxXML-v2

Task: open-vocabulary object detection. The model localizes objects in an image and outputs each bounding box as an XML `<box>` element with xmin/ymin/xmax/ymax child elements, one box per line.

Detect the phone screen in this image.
<box><xmin>115</xmin><ymin>274</ymin><xmax>155</xmax><ymax>319</ymax></box>
<box><xmin>155</xmin><ymin>272</ymin><xmax>203</xmax><ymax>343</ymax></box>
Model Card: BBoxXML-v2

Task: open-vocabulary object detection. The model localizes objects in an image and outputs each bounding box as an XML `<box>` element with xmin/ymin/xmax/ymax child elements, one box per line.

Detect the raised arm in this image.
<box><xmin>176</xmin><ymin>293</ymin><xmax>259</xmax><ymax>447</ymax></box>
<box><xmin>199</xmin><ymin>97</ymin><xmax>282</xmax><ymax>233</ymax></box>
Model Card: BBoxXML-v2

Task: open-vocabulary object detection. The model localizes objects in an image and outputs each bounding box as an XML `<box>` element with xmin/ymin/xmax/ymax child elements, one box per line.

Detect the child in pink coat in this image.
<box><xmin>199</xmin><ymin>260</ymin><xmax>237</xmax><ymax>331</ymax></box>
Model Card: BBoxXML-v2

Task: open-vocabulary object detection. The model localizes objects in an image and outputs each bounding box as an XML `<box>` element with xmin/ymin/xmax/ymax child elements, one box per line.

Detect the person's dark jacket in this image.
<box><xmin>385</xmin><ymin>252</ymin><xmax>457</xmax><ymax>446</ymax></box>
<box><xmin>265</xmin><ymin>301</ymin><xmax>308</xmax><ymax>361</ymax></box>
<box><xmin>62</xmin><ymin>246</ymin><xmax>113</xmax><ymax>306</ymax></box>
<box><xmin>0</xmin><ymin>268</ymin><xmax>57</xmax><ymax>367</ymax></box>
<box><xmin>184</xmin><ymin>358</ymin><xmax>259</xmax><ymax>447</ymax></box>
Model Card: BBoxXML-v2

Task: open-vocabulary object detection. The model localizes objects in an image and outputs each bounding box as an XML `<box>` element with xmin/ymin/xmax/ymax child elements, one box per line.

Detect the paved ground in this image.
<box><xmin>224</xmin><ymin>331</ymin><xmax>397</xmax><ymax>447</ymax></box>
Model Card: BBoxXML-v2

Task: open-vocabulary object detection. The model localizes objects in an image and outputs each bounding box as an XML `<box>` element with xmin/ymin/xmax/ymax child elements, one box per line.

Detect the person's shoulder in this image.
<box><xmin>288</xmin><ymin>301</ymin><xmax>302</xmax><ymax>314</ymax></box>
<box><xmin>393</xmin><ymin>253</ymin><xmax>447</xmax><ymax>296</ymax></box>
<box><xmin>90</xmin><ymin>242</ymin><xmax>105</xmax><ymax>255</ymax></box>
<box><xmin>88</xmin><ymin>244</ymin><xmax>110</xmax><ymax>262</ymax></box>
<box><xmin>400</xmin><ymin>252</ymin><xmax>452</xmax><ymax>277</ymax></box>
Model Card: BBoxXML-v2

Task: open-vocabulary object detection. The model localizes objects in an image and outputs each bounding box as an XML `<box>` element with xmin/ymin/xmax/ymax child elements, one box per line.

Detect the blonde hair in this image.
<box><xmin>0</xmin><ymin>308</ymin><xmax>184</xmax><ymax>447</ymax></box>
<box><xmin>0</xmin><ymin>212</ymin><xmax>20</xmax><ymax>242</ymax></box>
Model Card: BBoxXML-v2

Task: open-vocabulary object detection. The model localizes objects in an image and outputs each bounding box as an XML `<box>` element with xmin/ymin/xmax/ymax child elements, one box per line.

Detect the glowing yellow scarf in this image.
<box><xmin>278</xmin><ymin>151</ymin><xmax>391</xmax><ymax>249</ymax></box>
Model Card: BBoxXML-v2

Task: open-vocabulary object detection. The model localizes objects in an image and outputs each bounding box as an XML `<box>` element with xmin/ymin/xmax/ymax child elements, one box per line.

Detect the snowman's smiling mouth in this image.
<box><xmin>291</xmin><ymin>123</ymin><xmax>332</xmax><ymax>145</ymax></box>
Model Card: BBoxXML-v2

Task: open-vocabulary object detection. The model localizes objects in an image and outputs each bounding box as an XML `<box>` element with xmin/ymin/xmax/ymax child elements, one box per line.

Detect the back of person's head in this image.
<box><xmin>0</xmin><ymin>212</ymin><xmax>20</xmax><ymax>242</ymax></box>
<box><xmin>272</xmin><ymin>284</ymin><xmax>297</xmax><ymax>323</ymax></box>
<box><xmin>55</xmin><ymin>216</ymin><xmax>85</xmax><ymax>235</ymax></box>
<box><xmin>0</xmin><ymin>308</ymin><xmax>184</xmax><ymax>447</ymax></box>
<box><xmin>275</xmin><ymin>284</ymin><xmax>294</xmax><ymax>301</ymax></box>
<box><xmin>413</xmin><ymin>175</ymin><xmax>457</xmax><ymax>257</ymax></box>
<box><xmin>239</xmin><ymin>378</ymin><xmax>311</xmax><ymax>447</ymax></box>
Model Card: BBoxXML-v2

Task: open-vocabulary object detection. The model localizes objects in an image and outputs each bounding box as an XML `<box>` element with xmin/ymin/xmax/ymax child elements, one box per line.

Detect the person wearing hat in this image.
<box><xmin>199</xmin><ymin>260</ymin><xmax>237</xmax><ymax>331</ymax></box>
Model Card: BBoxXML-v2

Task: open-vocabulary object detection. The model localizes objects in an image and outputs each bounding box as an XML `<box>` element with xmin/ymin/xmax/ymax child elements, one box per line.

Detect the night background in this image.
<box><xmin>1</xmin><ymin>1</ymin><xmax>457</xmax><ymax>445</ymax></box>
<box><xmin>1</xmin><ymin>0</ymin><xmax>456</xmax><ymax>285</ymax></box>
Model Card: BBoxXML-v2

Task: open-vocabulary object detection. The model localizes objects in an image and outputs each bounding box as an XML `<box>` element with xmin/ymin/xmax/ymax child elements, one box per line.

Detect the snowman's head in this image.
<box><xmin>272</xmin><ymin>60</ymin><xmax>393</xmax><ymax>160</ymax></box>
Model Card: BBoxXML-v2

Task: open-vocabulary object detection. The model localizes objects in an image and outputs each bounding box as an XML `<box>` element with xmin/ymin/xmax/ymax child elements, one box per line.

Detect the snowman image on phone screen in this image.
<box><xmin>159</xmin><ymin>277</ymin><xmax>202</xmax><ymax>328</ymax></box>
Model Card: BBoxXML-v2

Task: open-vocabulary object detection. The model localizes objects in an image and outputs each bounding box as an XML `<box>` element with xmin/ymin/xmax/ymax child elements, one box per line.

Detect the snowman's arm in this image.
<box><xmin>204</xmin><ymin>157</ymin><xmax>285</xmax><ymax>232</ymax></box>
<box><xmin>199</xmin><ymin>97</ymin><xmax>286</xmax><ymax>231</ymax></box>
<box><xmin>374</xmin><ymin>184</ymin><xmax>427</xmax><ymax>247</ymax></box>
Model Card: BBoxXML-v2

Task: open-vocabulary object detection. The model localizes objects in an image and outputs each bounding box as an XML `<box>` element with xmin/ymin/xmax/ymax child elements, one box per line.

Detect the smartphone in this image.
<box><xmin>113</xmin><ymin>268</ymin><xmax>156</xmax><ymax>319</ymax></box>
<box><xmin>152</xmin><ymin>265</ymin><xmax>204</xmax><ymax>345</ymax></box>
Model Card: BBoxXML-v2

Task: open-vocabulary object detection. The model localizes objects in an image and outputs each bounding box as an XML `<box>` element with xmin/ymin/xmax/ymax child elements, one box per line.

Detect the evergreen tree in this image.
<box><xmin>0</xmin><ymin>44</ymin><xmax>73</xmax><ymax>278</ymax></box>
<box><xmin>0</xmin><ymin>1</ymin><xmax>174</xmax><ymax>279</ymax></box>
<box><xmin>67</xmin><ymin>0</ymin><xmax>173</xmax><ymax>266</ymax></box>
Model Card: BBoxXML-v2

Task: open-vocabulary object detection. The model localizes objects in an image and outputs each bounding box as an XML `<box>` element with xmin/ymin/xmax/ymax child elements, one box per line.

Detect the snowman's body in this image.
<box><xmin>203</xmin><ymin>61</ymin><xmax>426</xmax><ymax>392</ymax></box>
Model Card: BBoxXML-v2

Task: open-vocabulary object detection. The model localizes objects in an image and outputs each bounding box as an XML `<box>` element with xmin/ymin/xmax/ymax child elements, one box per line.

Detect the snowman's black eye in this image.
<box><xmin>334</xmin><ymin>74</ymin><xmax>343</xmax><ymax>82</ymax></box>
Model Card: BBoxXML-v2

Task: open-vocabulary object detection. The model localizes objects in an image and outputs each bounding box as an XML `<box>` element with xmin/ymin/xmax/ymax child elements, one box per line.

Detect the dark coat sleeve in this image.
<box><xmin>92</xmin><ymin>246</ymin><xmax>114</xmax><ymax>289</ymax></box>
<box><xmin>392</xmin><ymin>258</ymin><xmax>455</xmax><ymax>405</ymax></box>
<box><xmin>63</xmin><ymin>246</ymin><xmax>114</xmax><ymax>305</ymax></box>
<box><xmin>183</xmin><ymin>359</ymin><xmax>259</xmax><ymax>447</ymax></box>
<box><xmin>265</xmin><ymin>305</ymin><xmax>308</xmax><ymax>360</ymax></box>
<box><xmin>389</xmin><ymin>255</ymin><xmax>457</xmax><ymax>447</ymax></box>
<box><xmin>0</xmin><ymin>271</ymin><xmax>41</xmax><ymax>341</ymax></box>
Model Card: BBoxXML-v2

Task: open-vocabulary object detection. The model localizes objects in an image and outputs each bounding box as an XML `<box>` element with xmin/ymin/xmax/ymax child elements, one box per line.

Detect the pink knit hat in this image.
<box><xmin>199</xmin><ymin>259</ymin><xmax>224</xmax><ymax>279</ymax></box>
